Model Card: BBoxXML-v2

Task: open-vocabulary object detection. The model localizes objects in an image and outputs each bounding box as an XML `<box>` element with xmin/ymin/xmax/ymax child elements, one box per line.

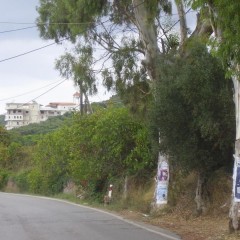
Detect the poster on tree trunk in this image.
<box><xmin>156</xmin><ymin>153</ymin><xmax>169</xmax><ymax>204</ymax></box>
<box><xmin>233</xmin><ymin>155</ymin><xmax>240</xmax><ymax>202</ymax></box>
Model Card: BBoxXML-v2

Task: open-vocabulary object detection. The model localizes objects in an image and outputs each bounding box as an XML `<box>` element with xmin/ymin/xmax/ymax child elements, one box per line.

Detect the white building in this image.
<box><xmin>5</xmin><ymin>100</ymin><xmax>78</xmax><ymax>130</ymax></box>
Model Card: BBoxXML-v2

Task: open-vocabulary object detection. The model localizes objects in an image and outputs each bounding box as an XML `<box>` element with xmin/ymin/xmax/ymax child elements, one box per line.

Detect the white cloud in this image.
<box><xmin>0</xmin><ymin>1</ymin><xmax>111</xmax><ymax>114</ymax></box>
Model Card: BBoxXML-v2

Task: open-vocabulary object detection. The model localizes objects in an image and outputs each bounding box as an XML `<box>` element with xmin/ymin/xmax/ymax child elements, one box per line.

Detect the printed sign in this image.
<box><xmin>234</xmin><ymin>156</ymin><xmax>240</xmax><ymax>202</ymax></box>
<box><xmin>156</xmin><ymin>154</ymin><xmax>169</xmax><ymax>204</ymax></box>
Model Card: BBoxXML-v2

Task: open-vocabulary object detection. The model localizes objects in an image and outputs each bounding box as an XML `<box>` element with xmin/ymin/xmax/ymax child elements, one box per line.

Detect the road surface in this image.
<box><xmin>0</xmin><ymin>192</ymin><xmax>180</xmax><ymax>240</ymax></box>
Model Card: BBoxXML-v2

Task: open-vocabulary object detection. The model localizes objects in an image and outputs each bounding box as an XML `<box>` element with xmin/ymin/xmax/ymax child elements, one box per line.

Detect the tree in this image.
<box><xmin>188</xmin><ymin>0</ymin><xmax>240</xmax><ymax>231</ymax></box>
<box><xmin>68</xmin><ymin>108</ymin><xmax>153</xmax><ymax>191</ymax></box>
<box><xmin>36</xmin><ymin>0</ymin><xmax>216</xmax><ymax>208</ymax></box>
<box><xmin>28</xmin><ymin>107</ymin><xmax>152</xmax><ymax>197</ymax></box>
<box><xmin>153</xmin><ymin>42</ymin><xmax>235</xmax><ymax>213</ymax></box>
<box><xmin>29</xmin><ymin>127</ymin><xmax>71</xmax><ymax>194</ymax></box>
<box><xmin>55</xmin><ymin>45</ymin><xmax>96</xmax><ymax>115</ymax></box>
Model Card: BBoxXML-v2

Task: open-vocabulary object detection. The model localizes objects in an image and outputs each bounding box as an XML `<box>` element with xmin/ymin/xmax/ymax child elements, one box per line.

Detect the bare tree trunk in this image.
<box><xmin>83</xmin><ymin>93</ymin><xmax>93</xmax><ymax>114</ymax></box>
<box><xmin>132</xmin><ymin>0</ymin><xmax>160</xmax><ymax>82</ymax></box>
<box><xmin>175</xmin><ymin>0</ymin><xmax>187</xmax><ymax>46</ymax></box>
<box><xmin>123</xmin><ymin>175</ymin><xmax>128</xmax><ymax>200</ymax></box>
<box><xmin>194</xmin><ymin>172</ymin><xmax>207</xmax><ymax>216</ymax></box>
<box><xmin>80</xmin><ymin>89</ymin><xmax>83</xmax><ymax>115</ymax></box>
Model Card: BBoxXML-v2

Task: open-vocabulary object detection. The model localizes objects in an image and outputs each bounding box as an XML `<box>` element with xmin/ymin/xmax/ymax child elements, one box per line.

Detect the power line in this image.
<box><xmin>159</xmin><ymin>8</ymin><xmax>192</xmax><ymax>39</ymax></box>
<box><xmin>0</xmin><ymin>3</ymin><xmax>191</xmax><ymax>66</ymax></box>
<box><xmin>31</xmin><ymin>79</ymin><xmax>67</xmax><ymax>102</ymax></box>
<box><xmin>0</xmin><ymin>79</ymin><xmax>64</xmax><ymax>102</ymax></box>
<box><xmin>0</xmin><ymin>25</ymin><xmax>37</xmax><ymax>34</ymax></box>
<box><xmin>0</xmin><ymin>37</ymin><xmax>69</xmax><ymax>63</ymax></box>
<box><xmin>0</xmin><ymin>18</ymin><xmax>113</xmax><ymax>63</ymax></box>
<box><xmin>9</xmin><ymin>79</ymin><xmax>67</xmax><ymax>110</ymax></box>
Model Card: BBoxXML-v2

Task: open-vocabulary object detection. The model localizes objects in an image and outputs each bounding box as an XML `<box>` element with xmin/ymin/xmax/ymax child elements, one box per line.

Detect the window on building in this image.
<box><xmin>13</xmin><ymin>110</ymin><xmax>16</xmax><ymax>113</ymax></box>
<box><xmin>18</xmin><ymin>110</ymin><xmax>21</xmax><ymax>113</ymax></box>
<box><xmin>25</xmin><ymin>111</ymin><xmax>29</xmax><ymax>114</ymax></box>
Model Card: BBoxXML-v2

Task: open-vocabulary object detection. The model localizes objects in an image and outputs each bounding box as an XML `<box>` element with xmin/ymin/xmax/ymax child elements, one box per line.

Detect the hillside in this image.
<box><xmin>7</xmin><ymin>98</ymin><xmax>118</xmax><ymax>145</ymax></box>
<box><xmin>9</xmin><ymin>112</ymin><xmax>74</xmax><ymax>145</ymax></box>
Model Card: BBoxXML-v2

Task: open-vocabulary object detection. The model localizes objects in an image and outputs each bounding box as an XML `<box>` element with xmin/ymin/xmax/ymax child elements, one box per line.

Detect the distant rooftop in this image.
<box><xmin>46</xmin><ymin>102</ymin><xmax>77</xmax><ymax>107</ymax></box>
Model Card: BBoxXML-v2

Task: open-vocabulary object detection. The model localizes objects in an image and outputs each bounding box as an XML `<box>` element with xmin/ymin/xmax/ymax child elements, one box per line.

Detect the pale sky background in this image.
<box><xmin>0</xmin><ymin>0</ymin><xmax>196</xmax><ymax>115</ymax></box>
<box><xmin>0</xmin><ymin>0</ymin><xmax>113</xmax><ymax>114</ymax></box>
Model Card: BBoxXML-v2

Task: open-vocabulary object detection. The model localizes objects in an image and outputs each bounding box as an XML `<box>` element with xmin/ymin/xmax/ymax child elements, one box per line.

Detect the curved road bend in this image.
<box><xmin>0</xmin><ymin>192</ymin><xmax>180</xmax><ymax>240</ymax></box>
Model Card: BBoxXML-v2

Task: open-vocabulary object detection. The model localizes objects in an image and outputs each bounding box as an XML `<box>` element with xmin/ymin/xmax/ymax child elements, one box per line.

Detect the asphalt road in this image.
<box><xmin>0</xmin><ymin>192</ymin><xmax>180</xmax><ymax>240</ymax></box>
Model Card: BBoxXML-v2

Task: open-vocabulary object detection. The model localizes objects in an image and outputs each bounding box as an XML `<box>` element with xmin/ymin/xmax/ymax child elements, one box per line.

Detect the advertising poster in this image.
<box><xmin>233</xmin><ymin>155</ymin><xmax>240</xmax><ymax>202</ymax></box>
<box><xmin>156</xmin><ymin>154</ymin><xmax>169</xmax><ymax>204</ymax></box>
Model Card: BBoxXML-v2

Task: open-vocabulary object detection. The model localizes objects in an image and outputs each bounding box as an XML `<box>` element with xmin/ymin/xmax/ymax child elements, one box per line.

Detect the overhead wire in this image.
<box><xmin>0</xmin><ymin>37</ymin><xmax>69</xmax><ymax>63</ymax></box>
<box><xmin>0</xmin><ymin>79</ymin><xmax>65</xmax><ymax>102</ymax></box>
<box><xmin>30</xmin><ymin>79</ymin><xmax>67</xmax><ymax>102</ymax></box>
<box><xmin>0</xmin><ymin>5</ymin><xmax>193</xmax><ymax>64</ymax></box>
<box><xmin>0</xmin><ymin>1</ymin><xmax>193</xmax><ymax>108</ymax></box>
<box><xmin>7</xmin><ymin>79</ymin><xmax>68</xmax><ymax>111</ymax></box>
<box><xmin>0</xmin><ymin>25</ymin><xmax>37</xmax><ymax>34</ymax></box>
<box><xmin>0</xmin><ymin>1</ymin><xmax>146</xmax><ymax>64</ymax></box>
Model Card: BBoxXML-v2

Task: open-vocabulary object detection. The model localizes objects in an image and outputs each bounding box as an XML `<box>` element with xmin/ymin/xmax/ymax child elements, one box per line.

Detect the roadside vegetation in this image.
<box><xmin>0</xmin><ymin>93</ymin><xmax>237</xmax><ymax>239</ymax></box>
<box><xmin>1</xmin><ymin>0</ymin><xmax>240</xmax><ymax>239</ymax></box>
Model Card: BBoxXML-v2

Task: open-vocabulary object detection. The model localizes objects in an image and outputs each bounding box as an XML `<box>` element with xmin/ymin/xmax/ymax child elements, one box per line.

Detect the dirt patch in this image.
<box><xmin>117</xmin><ymin>210</ymin><xmax>240</xmax><ymax>240</ymax></box>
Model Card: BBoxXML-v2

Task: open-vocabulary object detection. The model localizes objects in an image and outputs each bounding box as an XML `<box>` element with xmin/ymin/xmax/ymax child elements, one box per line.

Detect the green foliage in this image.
<box><xmin>93</xmin><ymin>108</ymin><xmax>152</xmax><ymax>175</ymax></box>
<box><xmin>190</xmin><ymin>0</ymin><xmax>240</xmax><ymax>71</ymax></box>
<box><xmin>26</xmin><ymin>107</ymin><xmax>153</xmax><ymax>197</ymax></box>
<box><xmin>153</xmin><ymin>43</ymin><xmax>235</xmax><ymax>173</ymax></box>
<box><xmin>0</xmin><ymin>115</ymin><xmax>5</xmax><ymax>127</ymax></box>
<box><xmin>36</xmin><ymin>0</ymin><xmax>173</xmax><ymax>118</ymax></box>
<box><xmin>37</xmin><ymin>0</ymin><xmax>108</xmax><ymax>42</ymax></box>
<box><xmin>0</xmin><ymin>126</ymin><xmax>10</xmax><ymax>146</ymax></box>
<box><xmin>12</xmin><ymin>170</ymin><xmax>31</xmax><ymax>192</ymax></box>
<box><xmin>28</xmin><ymin>168</ymin><xmax>45</xmax><ymax>194</ymax></box>
<box><xmin>213</xmin><ymin>0</ymin><xmax>240</xmax><ymax>68</ymax></box>
<box><xmin>0</xmin><ymin>169</ymin><xmax>9</xmax><ymax>190</ymax></box>
<box><xmin>9</xmin><ymin>112</ymin><xmax>73</xmax><ymax>145</ymax></box>
<box><xmin>30</xmin><ymin>128</ymin><xmax>71</xmax><ymax>195</ymax></box>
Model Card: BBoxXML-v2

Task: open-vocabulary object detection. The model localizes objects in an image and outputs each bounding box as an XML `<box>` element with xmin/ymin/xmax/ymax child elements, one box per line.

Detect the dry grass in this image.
<box><xmin>113</xmin><ymin>170</ymin><xmax>240</xmax><ymax>240</ymax></box>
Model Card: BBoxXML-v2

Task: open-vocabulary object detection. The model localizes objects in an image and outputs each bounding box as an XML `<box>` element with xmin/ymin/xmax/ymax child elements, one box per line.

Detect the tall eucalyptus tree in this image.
<box><xmin>36</xmin><ymin>0</ymin><xmax>214</xmax><ymax>209</ymax></box>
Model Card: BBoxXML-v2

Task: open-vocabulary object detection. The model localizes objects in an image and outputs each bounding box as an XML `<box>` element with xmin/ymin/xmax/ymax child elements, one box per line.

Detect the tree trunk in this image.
<box><xmin>123</xmin><ymin>175</ymin><xmax>128</xmax><ymax>200</ymax></box>
<box><xmin>79</xmin><ymin>88</ymin><xmax>83</xmax><ymax>116</ymax></box>
<box><xmin>132</xmin><ymin>0</ymin><xmax>169</xmax><ymax>208</ymax></box>
<box><xmin>83</xmin><ymin>93</ymin><xmax>93</xmax><ymax>114</ymax></box>
<box><xmin>229</xmin><ymin>75</ymin><xmax>240</xmax><ymax>232</ymax></box>
<box><xmin>175</xmin><ymin>0</ymin><xmax>187</xmax><ymax>46</ymax></box>
<box><xmin>194</xmin><ymin>172</ymin><xmax>208</xmax><ymax>216</ymax></box>
<box><xmin>132</xmin><ymin>0</ymin><xmax>160</xmax><ymax>82</ymax></box>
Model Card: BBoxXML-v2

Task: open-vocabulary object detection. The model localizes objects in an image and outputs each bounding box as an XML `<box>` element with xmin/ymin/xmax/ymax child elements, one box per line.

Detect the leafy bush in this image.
<box><xmin>13</xmin><ymin>170</ymin><xmax>31</xmax><ymax>192</ymax></box>
<box><xmin>0</xmin><ymin>169</ymin><xmax>9</xmax><ymax>190</ymax></box>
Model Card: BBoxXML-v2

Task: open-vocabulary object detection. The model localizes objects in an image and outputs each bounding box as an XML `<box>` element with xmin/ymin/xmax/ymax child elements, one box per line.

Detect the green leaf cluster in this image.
<box><xmin>27</xmin><ymin>107</ymin><xmax>153</xmax><ymax>196</ymax></box>
<box><xmin>153</xmin><ymin>43</ymin><xmax>235</xmax><ymax>174</ymax></box>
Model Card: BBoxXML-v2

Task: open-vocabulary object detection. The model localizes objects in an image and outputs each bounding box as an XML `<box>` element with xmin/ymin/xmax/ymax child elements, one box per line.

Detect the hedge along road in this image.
<box><xmin>0</xmin><ymin>192</ymin><xmax>180</xmax><ymax>240</ymax></box>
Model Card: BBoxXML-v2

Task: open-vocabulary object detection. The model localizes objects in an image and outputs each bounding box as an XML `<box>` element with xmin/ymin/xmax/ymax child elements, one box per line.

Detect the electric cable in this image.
<box><xmin>0</xmin><ymin>37</ymin><xmax>68</xmax><ymax>63</ymax></box>
<box><xmin>0</xmin><ymin>79</ymin><xmax>64</xmax><ymax>102</ymax></box>
<box><xmin>0</xmin><ymin>25</ymin><xmax>37</xmax><ymax>34</ymax></box>
<box><xmin>0</xmin><ymin>1</ymin><xmax>192</xmax><ymax>108</ymax></box>
<box><xmin>4</xmin><ymin>79</ymin><xmax>67</xmax><ymax>112</ymax></box>
<box><xmin>30</xmin><ymin>79</ymin><xmax>67</xmax><ymax>102</ymax></box>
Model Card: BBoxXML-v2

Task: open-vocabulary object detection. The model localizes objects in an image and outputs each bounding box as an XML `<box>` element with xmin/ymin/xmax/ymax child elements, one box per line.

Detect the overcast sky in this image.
<box><xmin>0</xmin><ymin>1</ymin><xmax>196</xmax><ymax>115</ymax></box>
<box><xmin>0</xmin><ymin>0</ymin><xmax>112</xmax><ymax>114</ymax></box>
